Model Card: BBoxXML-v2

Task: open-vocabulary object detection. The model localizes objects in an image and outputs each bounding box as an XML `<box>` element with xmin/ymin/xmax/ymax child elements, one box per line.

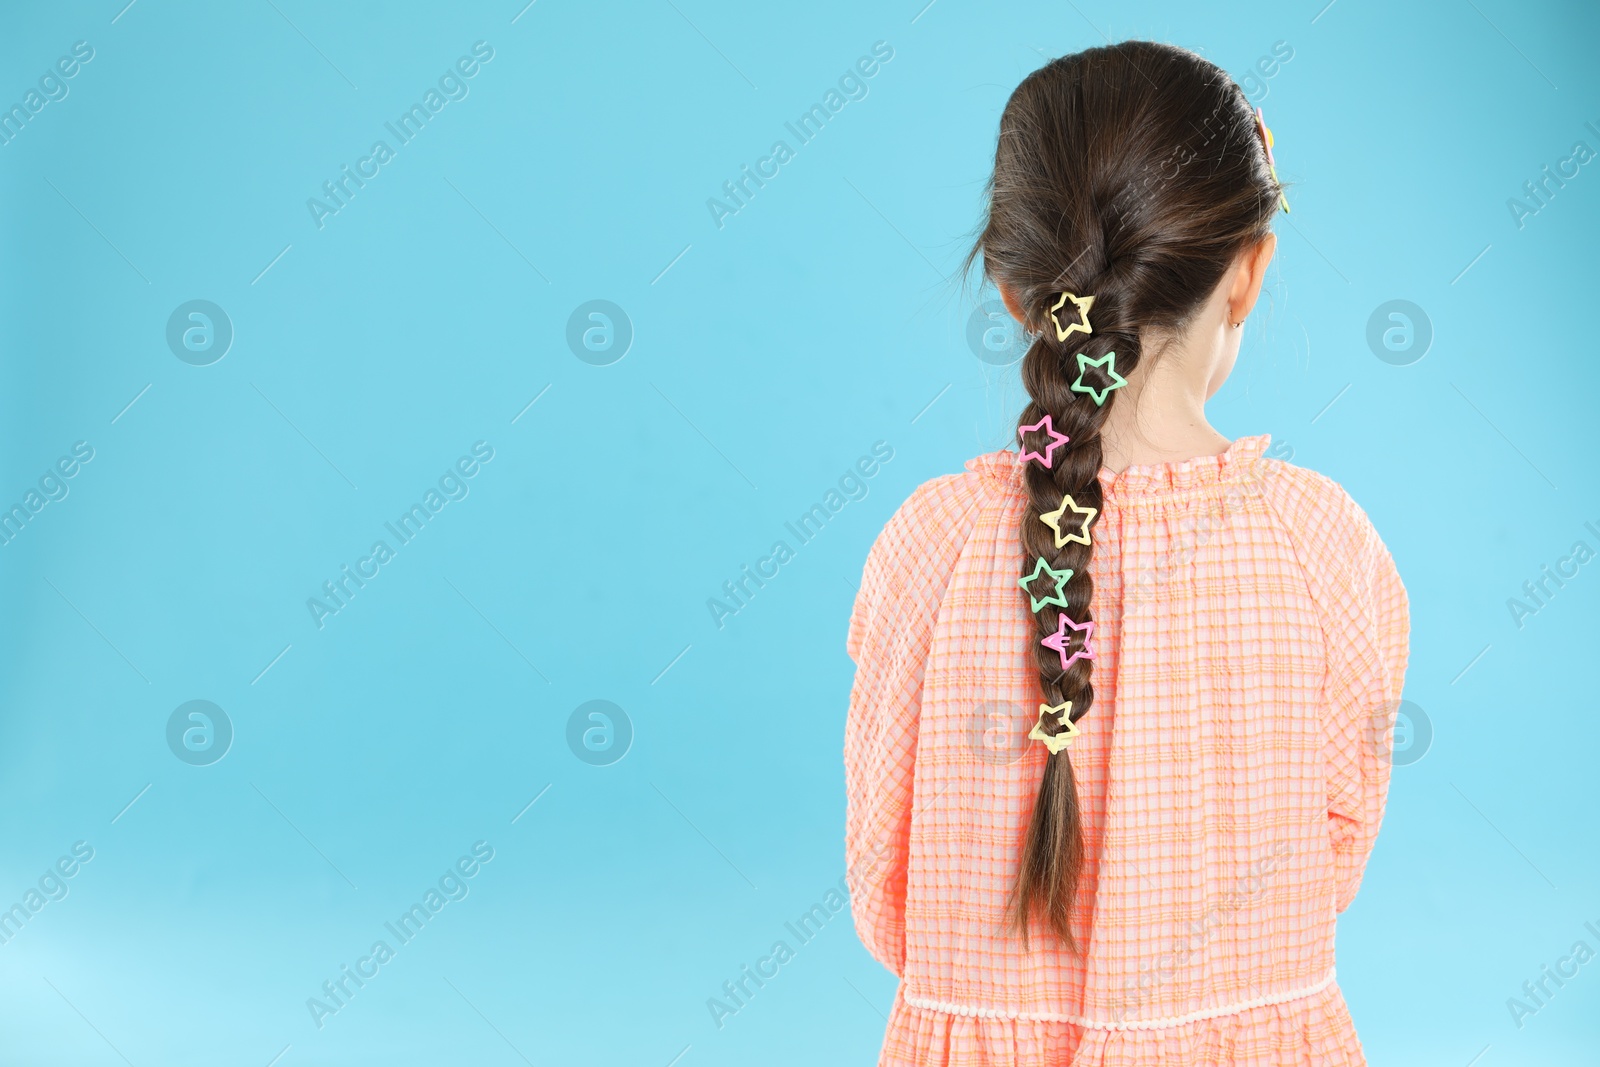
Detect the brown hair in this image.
<box><xmin>967</xmin><ymin>42</ymin><xmax>1281</xmax><ymax>948</ymax></box>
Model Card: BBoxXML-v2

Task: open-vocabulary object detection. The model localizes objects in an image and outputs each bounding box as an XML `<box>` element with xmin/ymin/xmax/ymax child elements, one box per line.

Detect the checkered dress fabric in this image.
<box><xmin>844</xmin><ymin>435</ymin><xmax>1409</xmax><ymax>1066</ymax></box>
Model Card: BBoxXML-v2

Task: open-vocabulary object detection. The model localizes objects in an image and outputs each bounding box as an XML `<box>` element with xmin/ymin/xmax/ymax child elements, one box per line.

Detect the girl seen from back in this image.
<box><xmin>844</xmin><ymin>41</ymin><xmax>1409</xmax><ymax>1067</ymax></box>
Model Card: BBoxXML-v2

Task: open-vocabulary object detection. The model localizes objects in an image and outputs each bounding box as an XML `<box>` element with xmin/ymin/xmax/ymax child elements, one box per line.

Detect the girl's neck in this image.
<box><xmin>1098</xmin><ymin>329</ymin><xmax>1233</xmax><ymax>474</ymax></box>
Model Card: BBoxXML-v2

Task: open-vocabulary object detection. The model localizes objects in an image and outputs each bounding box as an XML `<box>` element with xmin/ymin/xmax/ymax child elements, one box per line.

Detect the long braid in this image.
<box><xmin>1011</xmin><ymin>293</ymin><xmax>1140</xmax><ymax>948</ymax></box>
<box><xmin>969</xmin><ymin>41</ymin><xmax>1283</xmax><ymax>947</ymax></box>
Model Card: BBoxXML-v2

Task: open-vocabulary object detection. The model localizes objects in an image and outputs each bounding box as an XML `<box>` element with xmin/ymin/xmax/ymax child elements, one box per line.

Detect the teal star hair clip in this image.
<box><xmin>1070</xmin><ymin>351</ymin><xmax>1127</xmax><ymax>407</ymax></box>
<box><xmin>1019</xmin><ymin>557</ymin><xmax>1072</xmax><ymax>614</ymax></box>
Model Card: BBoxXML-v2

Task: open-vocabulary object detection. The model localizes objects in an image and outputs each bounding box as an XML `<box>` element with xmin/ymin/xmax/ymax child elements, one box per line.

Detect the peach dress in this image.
<box><xmin>844</xmin><ymin>435</ymin><xmax>1409</xmax><ymax>1066</ymax></box>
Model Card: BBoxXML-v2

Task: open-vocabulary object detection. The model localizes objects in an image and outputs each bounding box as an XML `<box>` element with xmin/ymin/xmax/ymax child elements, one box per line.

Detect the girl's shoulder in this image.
<box><xmin>943</xmin><ymin>434</ymin><xmax>1356</xmax><ymax>513</ymax></box>
<box><xmin>869</xmin><ymin>447</ymin><xmax>1031</xmax><ymax>553</ymax></box>
<box><xmin>875</xmin><ymin>436</ymin><xmax>1392</xmax><ymax>560</ymax></box>
<box><xmin>1245</xmin><ymin>449</ymin><xmax>1391</xmax><ymax>558</ymax></box>
<box><xmin>1238</xmin><ymin>448</ymin><xmax>1404</xmax><ymax>614</ymax></box>
<box><xmin>866</xmin><ymin>462</ymin><xmax>998</xmax><ymax>566</ymax></box>
<box><xmin>848</xmin><ymin>462</ymin><xmax>1000</xmax><ymax>662</ymax></box>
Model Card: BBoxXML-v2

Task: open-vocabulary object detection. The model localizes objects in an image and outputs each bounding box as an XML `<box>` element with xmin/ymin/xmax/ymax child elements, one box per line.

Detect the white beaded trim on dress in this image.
<box><xmin>901</xmin><ymin>967</ymin><xmax>1336</xmax><ymax>1032</ymax></box>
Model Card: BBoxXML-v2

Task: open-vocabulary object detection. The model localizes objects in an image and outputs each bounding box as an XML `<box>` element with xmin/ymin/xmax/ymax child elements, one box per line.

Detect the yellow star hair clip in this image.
<box><xmin>1029</xmin><ymin>701</ymin><xmax>1079</xmax><ymax>755</ymax></box>
<box><xmin>1039</xmin><ymin>493</ymin><xmax>1098</xmax><ymax>549</ymax></box>
<box><xmin>1048</xmin><ymin>291</ymin><xmax>1095</xmax><ymax>344</ymax></box>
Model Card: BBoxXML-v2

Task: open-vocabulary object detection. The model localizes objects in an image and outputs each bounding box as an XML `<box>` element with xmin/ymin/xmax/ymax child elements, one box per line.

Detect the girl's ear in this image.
<box><xmin>1228</xmin><ymin>233</ymin><xmax>1277</xmax><ymax>323</ymax></box>
<box><xmin>1000</xmin><ymin>284</ymin><xmax>1027</xmax><ymax>324</ymax></box>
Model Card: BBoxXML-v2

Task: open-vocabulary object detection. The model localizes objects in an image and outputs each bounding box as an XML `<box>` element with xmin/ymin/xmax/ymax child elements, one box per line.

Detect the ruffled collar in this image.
<box><xmin>965</xmin><ymin>434</ymin><xmax>1273</xmax><ymax>501</ymax></box>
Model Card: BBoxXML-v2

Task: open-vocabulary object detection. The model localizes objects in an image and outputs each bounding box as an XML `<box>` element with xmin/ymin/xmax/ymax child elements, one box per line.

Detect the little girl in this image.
<box><xmin>844</xmin><ymin>42</ymin><xmax>1409</xmax><ymax>1066</ymax></box>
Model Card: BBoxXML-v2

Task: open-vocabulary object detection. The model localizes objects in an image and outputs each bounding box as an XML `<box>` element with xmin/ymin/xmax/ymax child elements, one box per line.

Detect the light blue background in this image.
<box><xmin>1</xmin><ymin>1</ymin><xmax>1596</xmax><ymax>1064</ymax></box>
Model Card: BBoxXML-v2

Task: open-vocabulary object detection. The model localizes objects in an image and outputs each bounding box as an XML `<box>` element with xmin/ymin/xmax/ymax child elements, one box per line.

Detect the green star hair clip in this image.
<box><xmin>1070</xmin><ymin>351</ymin><xmax>1127</xmax><ymax>407</ymax></box>
<box><xmin>1018</xmin><ymin>557</ymin><xmax>1072</xmax><ymax>614</ymax></box>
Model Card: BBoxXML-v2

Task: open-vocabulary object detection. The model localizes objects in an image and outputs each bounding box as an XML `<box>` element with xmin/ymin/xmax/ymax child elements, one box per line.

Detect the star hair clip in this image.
<box><xmin>1040</xmin><ymin>493</ymin><xmax>1097</xmax><ymax>549</ymax></box>
<box><xmin>1042</xmin><ymin>614</ymin><xmax>1095</xmax><ymax>671</ymax></box>
<box><xmin>1070</xmin><ymin>351</ymin><xmax>1126</xmax><ymax>407</ymax></box>
<box><xmin>1048</xmin><ymin>291</ymin><xmax>1095</xmax><ymax>343</ymax></box>
<box><xmin>1019</xmin><ymin>557</ymin><xmax>1072</xmax><ymax>614</ymax></box>
<box><xmin>1029</xmin><ymin>700</ymin><xmax>1080</xmax><ymax>755</ymax></box>
<box><xmin>1018</xmin><ymin>414</ymin><xmax>1069</xmax><ymax>468</ymax></box>
<box><xmin>1255</xmin><ymin>107</ymin><xmax>1290</xmax><ymax>214</ymax></box>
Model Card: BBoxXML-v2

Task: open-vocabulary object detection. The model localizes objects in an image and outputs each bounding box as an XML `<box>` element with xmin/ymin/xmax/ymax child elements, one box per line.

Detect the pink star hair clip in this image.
<box><xmin>1042</xmin><ymin>614</ymin><xmax>1095</xmax><ymax>671</ymax></box>
<box><xmin>1018</xmin><ymin>414</ymin><xmax>1069</xmax><ymax>468</ymax></box>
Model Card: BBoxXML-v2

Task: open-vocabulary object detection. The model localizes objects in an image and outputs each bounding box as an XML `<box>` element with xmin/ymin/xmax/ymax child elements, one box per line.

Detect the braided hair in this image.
<box><xmin>968</xmin><ymin>42</ymin><xmax>1282</xmax><ymax>948</ymax></box>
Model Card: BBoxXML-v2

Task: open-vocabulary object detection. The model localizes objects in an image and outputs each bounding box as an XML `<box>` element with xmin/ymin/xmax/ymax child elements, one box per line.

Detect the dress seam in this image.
<box><xmin>900</xmin><ymin>966</ymin><xmax>1336</xmax><ymax>1031</ymax></box>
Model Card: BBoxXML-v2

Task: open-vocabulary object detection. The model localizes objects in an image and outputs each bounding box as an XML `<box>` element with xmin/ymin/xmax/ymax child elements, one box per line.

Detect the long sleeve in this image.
<box><xmin>844</xmin><ymin>473</ymin><xmax>976</xmax><ymax>976</ymax></box>
<box><xmin>1310</xmin><ymin>490</ymin><xmax>1411</xmax><ymax>913</ymax></box>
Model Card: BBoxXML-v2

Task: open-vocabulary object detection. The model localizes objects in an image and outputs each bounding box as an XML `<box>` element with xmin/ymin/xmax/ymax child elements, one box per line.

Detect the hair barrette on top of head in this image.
<box><xmin>1047</xmin><ymin>291</ymin><xmax>1095</xmax><ymax>343</ymax></box>
<box><xmin>1255</xmin><ymin>107</ymin><xmax>1290</xmax><ymax>214</ymax></box>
